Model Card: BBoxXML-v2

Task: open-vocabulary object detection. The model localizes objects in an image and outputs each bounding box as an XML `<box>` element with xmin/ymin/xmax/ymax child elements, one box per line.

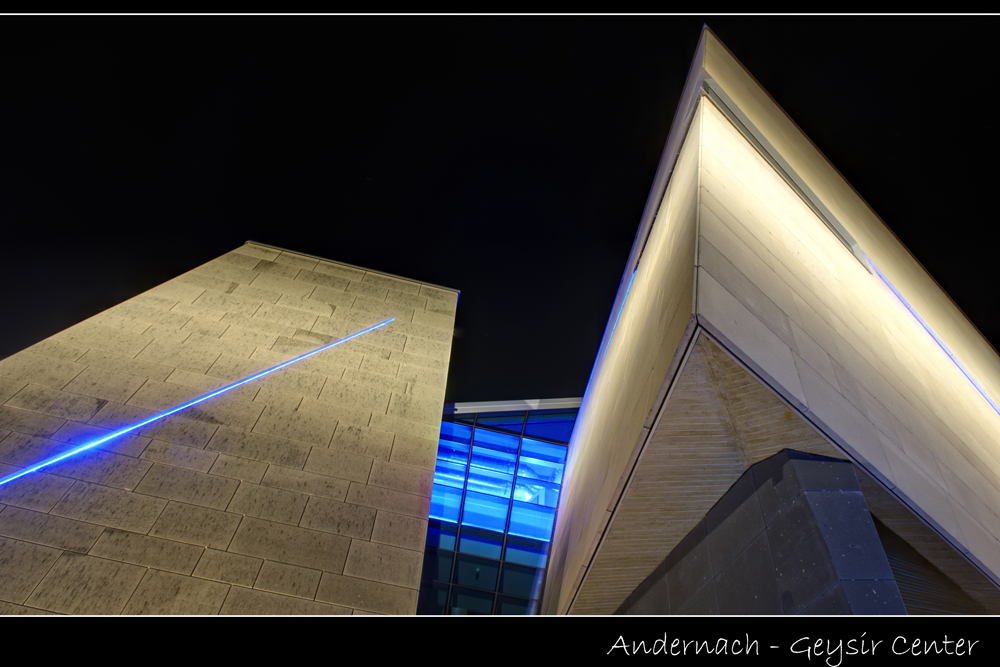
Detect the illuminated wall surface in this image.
<box><xmin>5</xmin><ymin>30</ymin><xmax>1000</xmax><ymax>618</ymax></box>
<box><xmin>544</xmin><ymin>29</ymin><xmax>1000</xmax><ymax>614</ymax></box>
<box><xmin>0</xmin><ymin>242</ymin><xmax>457</xmax><ymax>614</ymax></box>
<box><xmin>417</xmin><ymin>406</ymin><xmax>578</xmax><ymax>614</ymax></box>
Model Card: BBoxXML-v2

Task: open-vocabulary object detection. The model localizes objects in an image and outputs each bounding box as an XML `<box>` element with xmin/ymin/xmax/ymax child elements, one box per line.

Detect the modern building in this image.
<box><xmin>417</xmin><ymin>398</ymin><xmax>580</xmax><ymax>615</ymax></box>
<box><xmin>0</xmin><ymin>243</ymin><xmax>458</xmax><ymax>614</ymax></box>
<box><xmin>540</xmin><ymin>28</ymin><xmax>1000</xmax><ymax>615</ymax></box>
<box><xmin>2</xmin><ymin>27</ymin><xmax>1000</xmax><ymax>616</ymax></box>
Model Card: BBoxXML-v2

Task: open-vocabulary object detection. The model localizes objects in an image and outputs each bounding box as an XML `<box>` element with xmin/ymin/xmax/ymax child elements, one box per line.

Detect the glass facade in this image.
<box><xmin>417</xmin><ymin>406</ymin><xmax>579</xmax><ymax>615</ymax></box>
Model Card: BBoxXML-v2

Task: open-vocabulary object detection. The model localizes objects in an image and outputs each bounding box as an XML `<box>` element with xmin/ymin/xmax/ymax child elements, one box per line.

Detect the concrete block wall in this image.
<box><xmin>0</xmin><ymin>242</ymin><xmax>457</xmax><ymax>614</ymax></box>
<box><xmin>616</xmin><ymin>450</ymin><xmax>906</xmax><ymax>615</ymax></box>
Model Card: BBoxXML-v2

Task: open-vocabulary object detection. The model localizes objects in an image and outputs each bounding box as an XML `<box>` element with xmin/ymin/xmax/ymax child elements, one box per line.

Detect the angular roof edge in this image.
<box><xmin>589</xmin><ymin>26</ymin><xmax>1000</xmax><ymax>421</ymax></box>
<box><xmin>244</xmin><ymin>240</ymin><xmax>461</xmax><ymax>295</ymax></box>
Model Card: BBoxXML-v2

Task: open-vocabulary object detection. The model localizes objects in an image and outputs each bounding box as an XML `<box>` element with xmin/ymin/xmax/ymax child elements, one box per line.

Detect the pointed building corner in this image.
<box><xmin>545</xmin><ymin>30</ymin><xmax>1000</xmax><ymax>616</ymax></box>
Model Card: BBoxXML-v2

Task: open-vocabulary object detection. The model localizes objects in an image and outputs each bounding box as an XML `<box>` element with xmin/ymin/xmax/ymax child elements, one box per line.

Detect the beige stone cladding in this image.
<box><xmin>694</xmin><ymin>95</ymin><xmax>1000</xmax><ymax>589</ymax></box>
<box><xmin>0</xmin><ymin>242</ymin><xmax>457</xmax><ymax>615</ymax></box>
<box><xmin>544</xmin><ymin>28</ymin><xmax>1000</xmax><ymax>614</ymax></box>
<box><xmin>543</xmin><ymin>86</ymin><xmax>701</xmax><ymax>615</ymax></box>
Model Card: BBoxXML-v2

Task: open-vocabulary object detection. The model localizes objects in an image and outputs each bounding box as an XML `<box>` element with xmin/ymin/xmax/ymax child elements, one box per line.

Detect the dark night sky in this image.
<box><xmin>2</xmin><ymin>17</ymin><xmax>997</xmax><ymax>405</ymax></box>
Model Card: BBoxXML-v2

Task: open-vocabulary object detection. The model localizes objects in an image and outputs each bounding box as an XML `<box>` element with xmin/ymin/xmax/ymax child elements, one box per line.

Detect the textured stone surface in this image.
<box><xmin>555</xmin><ymin>34</ymin><xmax>1000</xmax><ymax>614</ymax></box>
<box><xmin>0</xmin><ymin>536</ymin><xmax>63</xmax><ymax>604</ymax></box>
<box><xmin>122</xmin><ymin>569</ymin><xmax>230</xmax><ymax>615</ymax></box>
<box><xmin>25</xmin><ymin>552</ymin><xmax>146</xmax><ymax>614</ymax></box>
<box><xmin>0</xmin><ymin>506</ymin><xmax>104</xmax><ymax>553</ymax></box>
<box><xmin>0</xmin><ymin>244</ymin><xmax>455</xmax><ymax>614</ymax></box>
<box><xmin>618</xmin><ymin>450</ymin><xmax>903</xmax><ymax>615</ymax></box>
<box><xmin>316</xmin><ymin>572</ymin><xmax>418</xmax><ymax>615</ymax></box>
<box><xmin>193</xmin><ymin>548</ymin><xmax>262</xmax><ymax>587</ymax></box>
<box><xmin>220</xmin><ymin>585</ymin><xmax>351</xmax><ymax>615</ymax></box>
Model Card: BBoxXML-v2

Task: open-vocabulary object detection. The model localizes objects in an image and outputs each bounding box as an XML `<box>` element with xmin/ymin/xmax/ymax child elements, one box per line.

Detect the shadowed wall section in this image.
<box><xmin>616</xmin><ymin>449</ymin><xmax>906</xmax><ymax>615</ymax></box>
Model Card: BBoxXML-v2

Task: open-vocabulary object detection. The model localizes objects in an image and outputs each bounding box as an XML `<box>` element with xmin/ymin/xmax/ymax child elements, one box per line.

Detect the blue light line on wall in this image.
<box><xmin>599</xmin><ymin>266</ymin><xmax>638</xmax><ymax>366</ymax></box>
<box><xmin>865</xmin><ymin>254</ymin><xmax>1000</xmax><ymax>418</ymax></box>
<box><xmin>0</xmin><ymin>318</ymin><xmax>395</xmax><ymax>488</ymax></box>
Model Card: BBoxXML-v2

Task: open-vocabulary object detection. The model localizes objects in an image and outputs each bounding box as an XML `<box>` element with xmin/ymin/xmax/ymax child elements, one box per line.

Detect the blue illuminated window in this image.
<box><xmin>419</xmin><ymin>403</ymin><xmax>579</xmax><ymax>615</ymax></box>
<box><xmin>513</xmin><ymin>478</ymin><xmax>560</xmax><ymax>507</ymax></box>
<box><xmin>434</xmin><ymin>459</ymin><xmax>467</xmax><ymax>489</ymax></box>
<box><xmin>458</xmin><ymin>527</ymin><xmax>504</xmax><ymax>560</ymax></box>
<box><xmin>471</xmin><ymin>429</ymin><xmax>519</xmax><ymax>473</ymax></box>
<box><xmin>517</xmin><ymin>438</ymin><xmax>566</xmax><ymax>484</ymax></box>
<box><xmin>437</xmin><ymin>438</ymin><xmax>470</xmax><ymax>464</ymax></box>
<box><xmin>443</xmin><ymin>413</ymin><xmax>475</xmax><ymax>426</ymax></box>
<box><xmin>508</xmin><ymin>501</ymin><xmax>556</xmax><ymax>542</ymax></box>
<box><xmin>461</xmin><ymin>490</ymin><xmax>509</xmax><ymax>533</ymax></box>
<box><xmin>466</xmin><ymin>467</ymin><xmax>513</xmax><ymax>498</ymax></box>
<box><xmin>426</xmin><ymin>519</ymin><xmax>457</xmax><ymax>551</ymax></box>
<box><xmin>524</xmin><ymin>409</ymin><xmax>577</xmax><ymax>443</ymax></box>
<box><xmin>504</xmin><ymin>535</ymin><xmax>549</xmax><ymax>568</ymax></box>
<box><xmin>475</xmin><ymin>411</ymin><xmax>525</xmax><ymax>435</ymax></box>
<box><xmin>440</xmin><ymin>421</ymin><xmax>473</xmax><ymax>446</ymax></box>
<box><xmin>429</xmin><ymin>484</ymin><xmax>462</xmax><ymax>523</ymax></box>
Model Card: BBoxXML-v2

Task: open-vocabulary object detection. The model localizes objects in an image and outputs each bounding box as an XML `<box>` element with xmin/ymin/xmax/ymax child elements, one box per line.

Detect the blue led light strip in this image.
<box><xmin>865</xmin><ymin>254</ymin><xmax>1000</xmax><ymax>418</ymax></box>
<box><xmin>0</xmin><ymin>317</ymin><xmax>395</xmax><ymax>488</ymax></box>
<box><xmin>599</xmin><ymin>266</ymin><xmax>638</xmax><ymax>366</ymax></box>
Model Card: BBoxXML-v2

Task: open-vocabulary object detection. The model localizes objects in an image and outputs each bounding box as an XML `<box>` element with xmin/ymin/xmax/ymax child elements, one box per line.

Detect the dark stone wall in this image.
<box><xmin>616</xmin><ymin>449</ymin><xmax>905</xmax><ymax>615</ymax></box>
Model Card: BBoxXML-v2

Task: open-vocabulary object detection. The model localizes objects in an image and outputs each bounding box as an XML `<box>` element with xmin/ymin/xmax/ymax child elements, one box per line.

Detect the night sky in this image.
<box><xmin>2</xmin><ymin>17</ymin><xmax>997</xmax><ymax>405</ymax></box>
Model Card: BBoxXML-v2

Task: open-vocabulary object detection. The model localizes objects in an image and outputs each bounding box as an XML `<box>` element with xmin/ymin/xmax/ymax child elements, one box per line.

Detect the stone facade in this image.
<box><xmin>544</xmin><ymin>28</ymin><xmax>1000</xmax><ymax>614</ymax></box>
<box><xmin>0</xmin><ymin>242</ymin><xmax>457</xmax><ymax>614</ymax></box>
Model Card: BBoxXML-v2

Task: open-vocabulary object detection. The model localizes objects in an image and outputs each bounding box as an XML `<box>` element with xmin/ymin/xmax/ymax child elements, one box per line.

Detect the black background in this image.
<box><xmin>3</xmin><ymin>17</ymin><xmax>997</xmax><ymax>404</ymax></box>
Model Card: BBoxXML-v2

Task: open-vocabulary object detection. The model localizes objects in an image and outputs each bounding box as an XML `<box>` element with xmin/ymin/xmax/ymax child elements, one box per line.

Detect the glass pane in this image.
<box><xmin>436</xmin><ymin>439</ymin><xmax>470</xmax><ymax>465</ymax></box>
<box><xmin>504</xmin><ymin>535</ymin><xmax>550</xmax><ymax>568</ymax></box>
<box><xmin>470</xmin><ymin>447</ymin><xmax>517</xmax><ymax>477</ymax></box>
<box><xmin>518</xmin><ymin>437</ymin><xmax>567</xmax><ymax>465</ymax></box>
<box><xmin>428</xmin><ymin>484</ymin><xmax>462</xmax><ymax>523</ymax></box>
<box><xmin>517</xmin><ymin>438</ymin><xmax>567</xmax><ymax>484</ymax></box>
<box><xmin>524</xmin><ymin>409</ymin><xmax>578</xmax><ymax>443</ymax></box>
<box><xmin>450</xmin><ymin>586</ymin><xmax>494</xmax><ymax>615</ymax></box>
<box><xmin>439</xmin><ymin>421</ymin><xmax>473</xmax><ymax>446</ymax></box>
<box><xmin>417</xmin><ymin>580</ymin><xmax>449</xmax><ymax>615</ymax></box>
<box><xmin>454</xmin><ymin>554</ymin><xmax>500</xmax><ymax>592</ymax></box>
<box><xmin>495</xmin><ymin>595</ymin><xmax>537</xmax><ymax>615</ymax></box>
<box><xmin>434</xmin><ymin>459</ymin><xmax>467</xmax><ymax>489</ymax></box>
<box><xmin>500</xmin><ymin>563</ymin><xmax>544</xmax><ymax>599</ymax></box>
<box><xmin>443</xmin><ymin>413</ymin><xmax>475</xmax><ymax>426</ymax></box>
<box><xmin>508</xmin><ymin>501</ymin><xmax>556</xmax><ymax>541</ymax></box>
<box><xmin>467</xmin><ymin>467</ymin><xmax>513</xmax><ymax>498</ymax></box>
<box><xmin>475</xmin><ymin>411</ymin><xmax>525</xmax><ymax>435</ymax></box>
<box><xmin>471</xmin><ymin>429</ymin><xmax>519</xmax><ymax>471</ymax></box>
<box><xmin>458</xmin><ymin>526</ymin><xmax>503</xmax><ymax>560</ymax></box>
<box><xmin>513</xmin><ymin>477</ymin><xmax>560</xmax><ymax>507</ymax></box>
<box><xmin>426</xmin><ymin>519</ymin><xmax>458</xmax><ymax>550</ymax></box>
<box><xmin>460</xmin><ymin>490</ymin><xmax>509</xmax><ymax>533</ymax></box>
<box><xmin>421</xmin><ymin>548</ymin><xmax>454</xmax><ymax>583</ymax></box>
